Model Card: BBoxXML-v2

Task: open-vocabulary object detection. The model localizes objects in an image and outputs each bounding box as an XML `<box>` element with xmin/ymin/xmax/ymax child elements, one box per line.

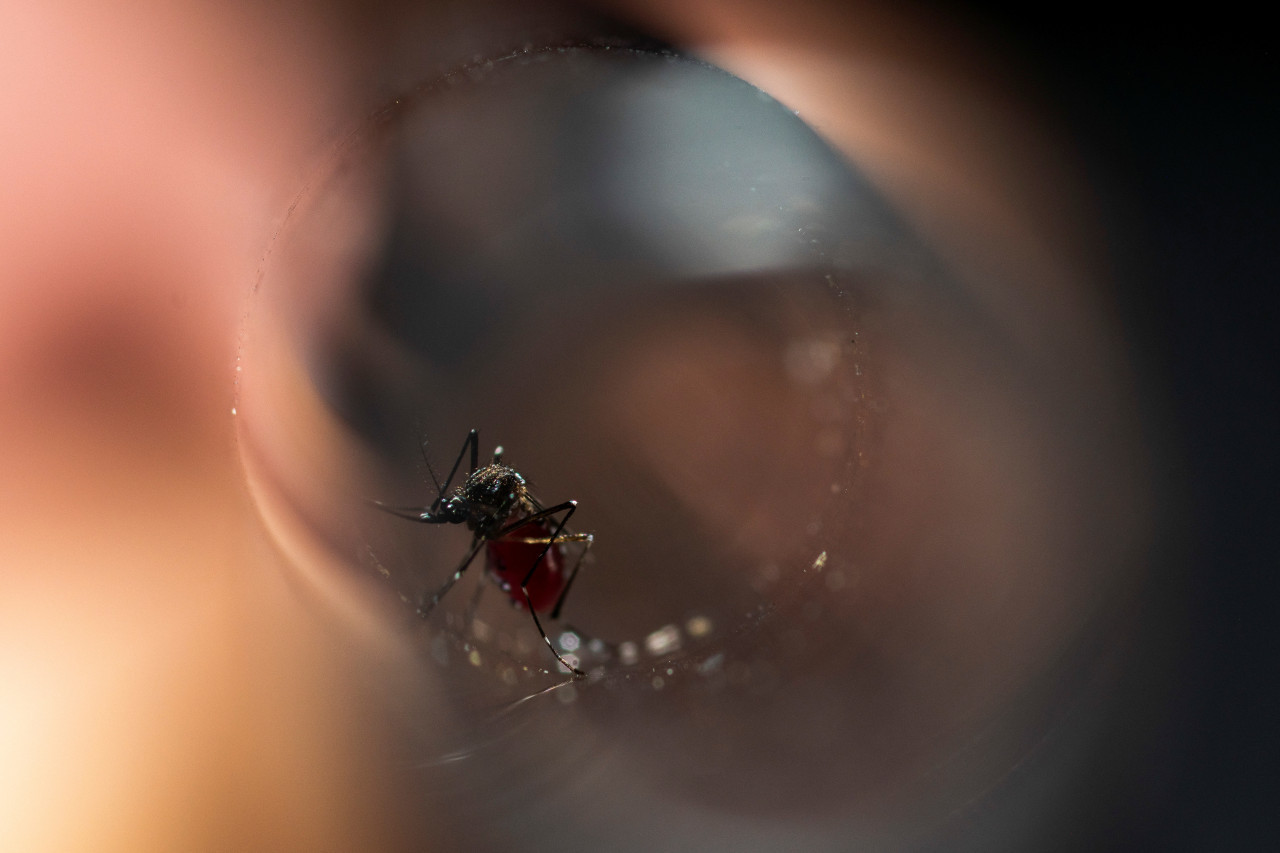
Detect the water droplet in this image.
<box><xmin>685</xmin><ymin>615</ymin><xmax>713</xmax><ymax>638</ymax></box>
<box><xmin>619</xmin><ymin>642</ymin><xmax>639</xmax><ymax>665</ymax></box>
<box><xmin>698</xmin><ymin>653</ymin><xmax>725</xmax><ymax>674</ymax></box>
<box><xmin>644</xmin><ymin>624</ymin><xmax>682</xmax><ymax>656</ymax></box>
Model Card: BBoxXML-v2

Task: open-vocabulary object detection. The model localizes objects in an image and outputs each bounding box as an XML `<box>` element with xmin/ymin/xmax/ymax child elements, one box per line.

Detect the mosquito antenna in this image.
<box><xmin>419</xmin><ymin>438</ymin><xmax>445</xmax><ymax>511</ymax></box>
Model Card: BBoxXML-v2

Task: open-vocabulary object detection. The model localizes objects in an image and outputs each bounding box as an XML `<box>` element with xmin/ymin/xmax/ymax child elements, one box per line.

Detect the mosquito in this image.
<box><xmin>373</xmin><ymin>430</ymin><xmax>593</xmax><ymax>677</ymax></box>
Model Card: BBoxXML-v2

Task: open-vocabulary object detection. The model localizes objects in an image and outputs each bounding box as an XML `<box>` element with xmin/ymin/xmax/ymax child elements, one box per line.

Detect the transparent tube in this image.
<box><xmin>236</xmin><ymin>39</ymin><xmax>1150</xmax><ymax>852</ymax></box>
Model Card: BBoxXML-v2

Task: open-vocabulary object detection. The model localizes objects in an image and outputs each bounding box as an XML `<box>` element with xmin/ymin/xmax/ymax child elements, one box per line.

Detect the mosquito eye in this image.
<box><xmin>235</xmin><ymin>12</ymin><xmax>1151</xmax><ymax>849</ymax></box>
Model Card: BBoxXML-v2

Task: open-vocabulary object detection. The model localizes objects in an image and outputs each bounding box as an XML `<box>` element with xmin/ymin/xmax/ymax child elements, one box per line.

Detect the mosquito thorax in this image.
<box><xmin>457</xmin><ymin>463</ymin><xmax>528</xmax><ymax>534</ymax></box>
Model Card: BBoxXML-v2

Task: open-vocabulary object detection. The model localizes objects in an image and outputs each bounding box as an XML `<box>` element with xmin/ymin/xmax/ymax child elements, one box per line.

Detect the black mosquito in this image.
<box><xmin>373</xmin><ymin>430</ymin><xmax>592</xmax><ymax>677</ymax></box>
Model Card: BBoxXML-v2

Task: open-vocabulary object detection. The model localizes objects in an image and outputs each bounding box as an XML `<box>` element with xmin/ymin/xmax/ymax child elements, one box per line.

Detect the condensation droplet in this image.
<box><xmin>645</xmin><ymin>624</ymin><xmax>683</xmax><ymax>656</ymax></box>
<box><xmin>686</xmin><ymin>614</ymin><xmax>713</xmax><ymax>638</ymax></box>
<box><xmin>619</xmin><ymin>641</ymin><xmax>639</xmax><ymax>665</ymax></box>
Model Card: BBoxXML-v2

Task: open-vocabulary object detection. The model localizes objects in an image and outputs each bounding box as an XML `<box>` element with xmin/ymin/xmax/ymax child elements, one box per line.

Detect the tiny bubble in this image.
<box><xmin>651</xmin><ymin>676</ymin><xmax>665</xmax><ymax>690</ymax></box>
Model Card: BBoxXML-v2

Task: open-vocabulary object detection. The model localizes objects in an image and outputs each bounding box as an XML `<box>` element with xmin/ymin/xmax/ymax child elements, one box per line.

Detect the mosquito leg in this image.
<box><xmin>418</xmin><ymin>536</ymin><xmax>485</xmax><ymax>617</ymax></box>
<box><xmin>371</xmin><ymin>430</ymin><xmax>480</xmax><ymax>521</ymax></box>
<box><xmin>435</xmin><ymin>429</ymin><xmax>480</xmax><ymax>503</ymax></box>
<box><xmin>506</xmin><ymin>502</ymin><xmax>586</xmax><ymax>677</ymax></box>
<box><xmin>550</xmin><ymin>533</ymin><xmax>593</xmax><ymax>621</ymax></box>
<box><xmin>511</xmin><ymin>501</ymin><xmax>576</xmax><ymax>589</ymax></box>
<box><xmin>495</xmin><ymin>501</ymin><xmax>578</xmax><ymax>540</ymax></box>
<box><xmin>525</xmin><ymin>597</ymin><xmax>585</xmax><ymax>677</ymax></box>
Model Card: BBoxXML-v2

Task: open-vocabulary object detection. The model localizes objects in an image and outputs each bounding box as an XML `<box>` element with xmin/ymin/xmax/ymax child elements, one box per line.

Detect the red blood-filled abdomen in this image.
<box><xmin>485</xmin><ymin>520</ymin><xmax>567</xmax><ymax>614</ymax></box>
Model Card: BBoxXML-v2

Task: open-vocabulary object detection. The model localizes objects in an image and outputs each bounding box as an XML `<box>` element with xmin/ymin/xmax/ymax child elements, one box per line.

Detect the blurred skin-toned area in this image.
<box><xmin>0</xmin><ymin>2</ymin><xmax>429</xmax><ymax>850</ymax></box>
<box><xmin>1</xmin><ymin>1</ymin><xmax>1157</xmax><ymax>850</ymax></box>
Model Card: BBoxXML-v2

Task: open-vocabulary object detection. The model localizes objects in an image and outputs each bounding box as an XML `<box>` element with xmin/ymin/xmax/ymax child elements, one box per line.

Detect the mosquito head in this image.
<box><xmin>456</xmin><ymin>463</ymin><xmax>528</xmax><ymax>535</ymax></box>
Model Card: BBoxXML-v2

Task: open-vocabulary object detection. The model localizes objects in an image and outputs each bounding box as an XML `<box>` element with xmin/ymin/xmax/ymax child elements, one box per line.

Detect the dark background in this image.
<box><xmin>937</xmin><ymin>5</ymin><xmax>1278</xmax><ymax>849</ymax></box>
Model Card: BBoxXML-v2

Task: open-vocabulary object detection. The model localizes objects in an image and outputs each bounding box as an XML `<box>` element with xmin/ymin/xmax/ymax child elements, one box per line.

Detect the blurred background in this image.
<box><xmin>0</xmin><ymin>0</ymin><xmax>1274</xmax><ymax>850</ymax></box>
